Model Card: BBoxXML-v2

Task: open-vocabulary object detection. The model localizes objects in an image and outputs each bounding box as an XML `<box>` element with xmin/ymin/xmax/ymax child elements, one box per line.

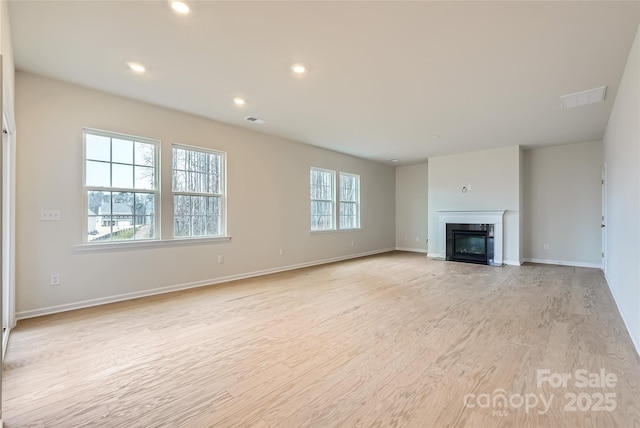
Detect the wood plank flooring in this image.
<box><xmin>3</xmin><ymin>252</ymin><xmax>640</xmax><ymax>427</ymax></box>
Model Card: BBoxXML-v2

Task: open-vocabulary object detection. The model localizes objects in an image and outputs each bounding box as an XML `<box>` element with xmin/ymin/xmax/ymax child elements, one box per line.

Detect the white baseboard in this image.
<box><xmin>427</xmin><ymin>252</ymin><xmax>444</xmax><ymax>259</ymax></box>
<box><xmin>503</xmin><ymin>259</ymin><xmax>522</xmax><ymax>266</ymax></box>
<box><xmin>395</xmin><ymin>247</ymin><xmax>427</xmax><ymax>254</ymax></box>
<box><xmin>604</xmin><ymin>273</ymin><xmax>640</xmax><ymax>359</ymax></box>
<box><xmin>522</xmin><ymin>258</ymin><xmax>602</xmax><ymax>269</ymax></box>
<box><xmin>16</xmin><ymin>248</ymin><xmax>396</xmax><ymax>320</ymax></box>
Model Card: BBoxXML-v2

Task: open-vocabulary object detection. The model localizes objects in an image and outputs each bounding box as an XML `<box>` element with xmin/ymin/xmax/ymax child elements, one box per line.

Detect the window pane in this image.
<box><xmin>173</xmin><ymin>169</ymin><xmax>187</xmax><ymax>192</ymax></box>
<box><xmin>194</xmin><ymin>173</ymin><xmax>203</xmax><ymax>194</ymax></box>
<box><xmin>186</xmin><ymin>171</ymin><xmax>197</xmax><ymax>193</ymax></box>
<box><xmin>134</xmin><ymin>142</ymin><xmax>155</xmax><ymax>167</ymax></box>
<box><xmin>207</xmin><ymin>196</ymin><xmax>220</xmax><ymax>216</ymax></box>
<box><xmin>341</xmin><ymin>175</ymin><xmax>356</xmax><ymax>202</ymax></box>
<box><xmin>208</xmin><ymin>173</ymin><xmax>218</xmax><ymax>194</ymax></box>
<box><xmin>174</xmin><ymin>216</ymin><xmax>191</xmax><ymax>237</ymax></box>
<box><xmin>134</xmin><ymin>166</ymin><xmax>154</xmax><ymax>190</ymax></box>
<box><xmin>134</xmin><ymin>193</ymin><xmax>155</xmax><ymax>219</ymax></box>
<box><xmin>86</xmin><ymin>134</ymin><xmax>110</xmax><ymax>161</ymax></box>
<box><xmin>174</xmin><ymin>195</ymin><xmax>191</xmax><ymax>216</ymax></box>
<box><xmin>134</xmin><ymin>216</ymin><xmax>155</xmax><ymax>240</ymax></box>
<box><xmin>340</xmin><ymin>202</ymin><xmax>357</xmax><ymax>229</ymax></box>
<box><xmin>87</xmin><ymin>215</ymin><xmax>99</xmax><ymax>241</ymax></box>
<box><xmin>192</xmin><ymin>196</ymin><xmax>207</xmax><ymax>215</ymax></box>
<box><xmin>113</xmin><ymin>164</ymin><xmax>134</xmax><ymax>188</ymax></box>
<box><xmin>112</xmin><ymin>138</ymin><xmax>133</xmax><ymax>164</ymax></box>
<box><xmin>88</xmin><ymin>191</ymin><xmax>108</xmax><ymax>218</ymax></box>
<box><xmin>192</xmin><ymin>216</ymin><xmax>206</xmax><ymax>236</ymax></box>
<box><xmin>311</xmin><ymin>200</ymin><xmax>333</xmax><ymax>230</ymax></box>
<box><xmin>88</xmin><ymin>191</ymin><xmax>109</xmax><ymax>240</ymax></box>
<box><xmin>206</xmin><ymin>216</ymin><xmax>220</xmax><ymax>236</ymax></box>
<box><xmin>173</xmin><ymin>148</ymin><xmax>187</xmax><ymax>170</ymax></box>
<box><xmin>86</xmin><ymin>161</ymin><xmax>110</xmax><ymax>187</ymax></box>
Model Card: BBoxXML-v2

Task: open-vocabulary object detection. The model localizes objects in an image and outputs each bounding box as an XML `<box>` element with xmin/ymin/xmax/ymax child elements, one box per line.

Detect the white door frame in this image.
<box><xmin>602</xmin><ymin>165</ymin><xmax>607</xmax><ymax>274</ymax></box>
<box><xmin>2</xmin><ymin>71</ymin><xmax>16</xmax><ymax>349</ymax></box>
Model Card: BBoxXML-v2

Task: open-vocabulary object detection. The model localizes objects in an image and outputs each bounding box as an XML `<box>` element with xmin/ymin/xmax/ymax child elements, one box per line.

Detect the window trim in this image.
<box><xmin>171</xmin><ymin>143</ymin><xmax>227</xmax><ymax>239</ymax></box>
<box><xmin>339</xmin><ymin>172</ymin><xmax>361</xmax><ymax>230</ymax></box>
<box><xmin>310</xmin><ymin>167</ymin><xmax>336</xmax><ymax>232</ymax></box>
<box><xmin>74</xmin><ymin>236</ymin><xmax>231</xmax><ymax>253</ymax></box>
<box><xmin>83</xmin><ymin>128</ymin><xmax>161</xmax><ymax>244</ymax></box>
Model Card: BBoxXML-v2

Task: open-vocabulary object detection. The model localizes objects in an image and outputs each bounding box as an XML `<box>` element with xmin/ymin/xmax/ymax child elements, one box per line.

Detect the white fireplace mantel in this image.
<box><xmin>433</xmin><ymin>210</ymin><xmax>506</xmax><ymax>265</ymax></box>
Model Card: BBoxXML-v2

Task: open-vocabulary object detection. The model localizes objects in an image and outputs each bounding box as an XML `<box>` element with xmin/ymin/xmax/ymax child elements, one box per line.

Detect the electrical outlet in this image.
<box><xmin>50</xmin><ymin>273</ymin><xmax>60</xmax><ymax>286</ymax></box>
<box><xmin>279</xmin><ymin>248</ymin><xmax>285</xmax><ymax>256</ymax></box>
<box><xmin>218</xmin><ymin>255</ymin><xmax>224</xmax><ymax>264</ymax></box>
<box><xmin>351</xmin><ymin>240</ymin><xmax>354</xmax><ymax>246</ymax></box>
<box><xmin>543</xmin><ymin>243</ymin><xmax>549</xmax><ymax>250</ymax></box>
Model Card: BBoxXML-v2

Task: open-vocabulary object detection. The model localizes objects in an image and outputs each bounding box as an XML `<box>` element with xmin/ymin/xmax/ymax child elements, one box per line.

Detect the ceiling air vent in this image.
<box><xmin>244</xmin><ymin>116</ymin><xmax>266</xmax><ymax>125</ymax></box>
<box><xmin>560</xmin><ymin>86</ymin><xmax>607</xmax><ymax>109</ymax></box>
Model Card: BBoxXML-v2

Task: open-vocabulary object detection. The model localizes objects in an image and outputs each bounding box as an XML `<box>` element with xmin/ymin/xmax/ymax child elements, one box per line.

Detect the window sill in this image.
<box><xmin>74</xmin><ymin>236</ymin><xmax>232</xmax><ymax>253</ymax></box>
<box><xmin>309</xmin><ymin>228</ymin><xmax>361</xmax><ymax>235</ymax></box>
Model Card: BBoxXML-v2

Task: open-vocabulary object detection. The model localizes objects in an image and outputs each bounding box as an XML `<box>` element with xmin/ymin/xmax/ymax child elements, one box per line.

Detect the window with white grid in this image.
<box><xmin>84</xmin><ymin>129</ymin><xmax>159</xmax><ymax>243</ymax></box>
<box><xmin>172</xmin><ymin>145</ymin><xmax>226</xmax><ymax>238</ymax></box>
<box><xmin>339</xmin><ymin>172</ymin><xmax>360</xmax><ymax>229</ymax></box>
<box><xmin>310</xmin><ymin>167</ymin><xmax>335</xmax><ymax>231</ymax></box>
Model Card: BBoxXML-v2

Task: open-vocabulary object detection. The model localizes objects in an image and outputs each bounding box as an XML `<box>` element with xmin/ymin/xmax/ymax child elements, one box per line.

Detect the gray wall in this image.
<box><xmin>15</xmin><ymin>72</ymin><xmax>396</xmax><ymax>317</ymax></box>
<box><xmin>395</xmin><ymin>162</ymin><xmax>428</xmax><ymax>252</ymax></box>
<box><xmin>522</xmin><ymin>141</ymin><xmax>603</xmax><ymax>267</ymax></box>
<box><xmin>603</xmin><ymin>25</ymin><xmax>640</xmax><ymax>354</ymax></box>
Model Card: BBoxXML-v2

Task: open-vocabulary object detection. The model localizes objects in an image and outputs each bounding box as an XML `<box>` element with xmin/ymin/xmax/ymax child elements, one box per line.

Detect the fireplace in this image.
<box><xmin>446</xmin><ymin>223</ymin><xmax>495</xmax><ymax>265</ymax></box>
<box><xmin>435</xmin><ymin>210</ymin><xmax>505</xmax><ymax>266</ymax></box>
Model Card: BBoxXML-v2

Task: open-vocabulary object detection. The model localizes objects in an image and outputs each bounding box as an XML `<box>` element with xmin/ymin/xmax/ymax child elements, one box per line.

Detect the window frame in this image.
<box><xmin>310</xmin><ymin>167</ymin><xmax>336</xmax><ymax>232</ymax></box>
<box><xmin>171</xmin><ymin>143</ymin><xmax>227</xmax><ymax>239</ymax></box>
<box><xmin>83</xmin><ymin>128</ymin><xmax>160</xmax><ymax>244</ymax></box>
<box><xmin>339</xmin><ymin>172</ymin><xmax>361</xmax><ymax>230</ymax></box>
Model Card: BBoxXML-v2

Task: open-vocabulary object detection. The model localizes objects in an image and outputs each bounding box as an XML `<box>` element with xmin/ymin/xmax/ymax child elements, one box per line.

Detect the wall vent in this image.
<box><xmin>560</xmin><ymin>86</ymin><xmax>606</xmax><ymax>109</ymax></box>
<box><xmin>244</xmin><ymin>116</ymin><xmax>266</xmax><ymax>124</ymax></box>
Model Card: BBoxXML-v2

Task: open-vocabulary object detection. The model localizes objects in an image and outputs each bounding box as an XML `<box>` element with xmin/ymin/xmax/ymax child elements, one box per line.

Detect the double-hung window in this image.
<box><xmin>310</xmin><ymin>167</ymin><xmax>336</xmax><ymax>231</ymax></box>
<box><xmin>84</xmin><ymin>129</ymin><xmax>159</xmax><ymax>243</ymax></box>
<box><xmin>339</xmin><ymin>172</ymin><xmax>360</xmax><ymax>229</ymax></box>
<box><xmin>310</xmin><ymin>167</ymin><xmax>361</xmax><ymax>231</ymax></box>
<box><xmin>172</xmin><ymin>145</ymin><xmax>226</xmax><ymax>238</ymax></box>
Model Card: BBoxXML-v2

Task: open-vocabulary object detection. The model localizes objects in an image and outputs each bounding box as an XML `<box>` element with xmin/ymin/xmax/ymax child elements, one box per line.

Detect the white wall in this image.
<box><xmin>395</xmin><ymin>162</ymin><xmax>428</xmax><ymax>252</ymax></box>
<box><xmin>15</xmin><ymin>72</ymin><xmax>396</xmax><ymax>317</ymax></box>
<box><xmin>603</xmin><ymin>25</ymin><xmax>640</xmax><ymax>354</ymax></box>
<box><xmin>523</xmin><ymin>141</ymin><xmax>603</xmax><ymax>267</ymax></box>
<box><xmin>427</xmin><ymin>146</ymin><xmax>521</xmax><ymax>264</ymax></box>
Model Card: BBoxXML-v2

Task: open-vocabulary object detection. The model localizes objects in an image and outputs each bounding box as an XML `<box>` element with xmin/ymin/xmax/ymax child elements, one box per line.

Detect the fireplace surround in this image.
<box><xmin>435</xmin><ymin>210</ymin><xmax>505</xmax><ymax>266</ymax></box>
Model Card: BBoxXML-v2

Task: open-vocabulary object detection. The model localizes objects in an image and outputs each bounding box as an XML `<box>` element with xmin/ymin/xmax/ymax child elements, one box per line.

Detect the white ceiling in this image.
<box><xmin>8</xmin><ymin>1</ymin><xmax>640</xmax><ymax>164</ymax></box>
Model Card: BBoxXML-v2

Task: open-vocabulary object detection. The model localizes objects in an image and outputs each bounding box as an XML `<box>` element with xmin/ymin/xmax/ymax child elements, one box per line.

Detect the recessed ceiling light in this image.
<box><xmin>291</xmin><ymin>64</ymin><xmax>306</xmax><ymax>74</ymax></box>
<box><xmin>170</xmin><ymin>1</ymin><xmax>190</xmax><ymax>14</ymax></box>
<box><xmin>390</xmin><ymin>158</ymin><xmax>399</xmax><ymax>162</ymax></box>
<box><xmin>127</xmin><ymin>62</ymin><xmax>146</xmax><ymax>74</ymax></box>
<box><xmin>233</xmin><ymin>97</ymin><xmax>246</xmax><ymax>106</ymax></box>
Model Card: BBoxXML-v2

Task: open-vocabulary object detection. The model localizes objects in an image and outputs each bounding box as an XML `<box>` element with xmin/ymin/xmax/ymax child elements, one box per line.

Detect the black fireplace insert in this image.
<box><xmin>446</xmin><ymin>223</ymin><xmax>495</xmax><ymax>265</ymax></box>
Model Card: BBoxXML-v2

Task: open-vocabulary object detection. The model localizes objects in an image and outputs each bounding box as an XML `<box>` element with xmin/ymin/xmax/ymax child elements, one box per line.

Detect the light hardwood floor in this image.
<box><xmin>3</xmin><ymin>252</ymin><xmax>640</xmax><ymax>427</ymax></box>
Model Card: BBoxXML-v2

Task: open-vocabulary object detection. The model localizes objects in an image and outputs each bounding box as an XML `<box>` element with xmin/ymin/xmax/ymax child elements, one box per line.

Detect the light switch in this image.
<box><xmin>40</xmin><ymin>210</ymin><xmax>61</xmax><ymax>221</ymax></box>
